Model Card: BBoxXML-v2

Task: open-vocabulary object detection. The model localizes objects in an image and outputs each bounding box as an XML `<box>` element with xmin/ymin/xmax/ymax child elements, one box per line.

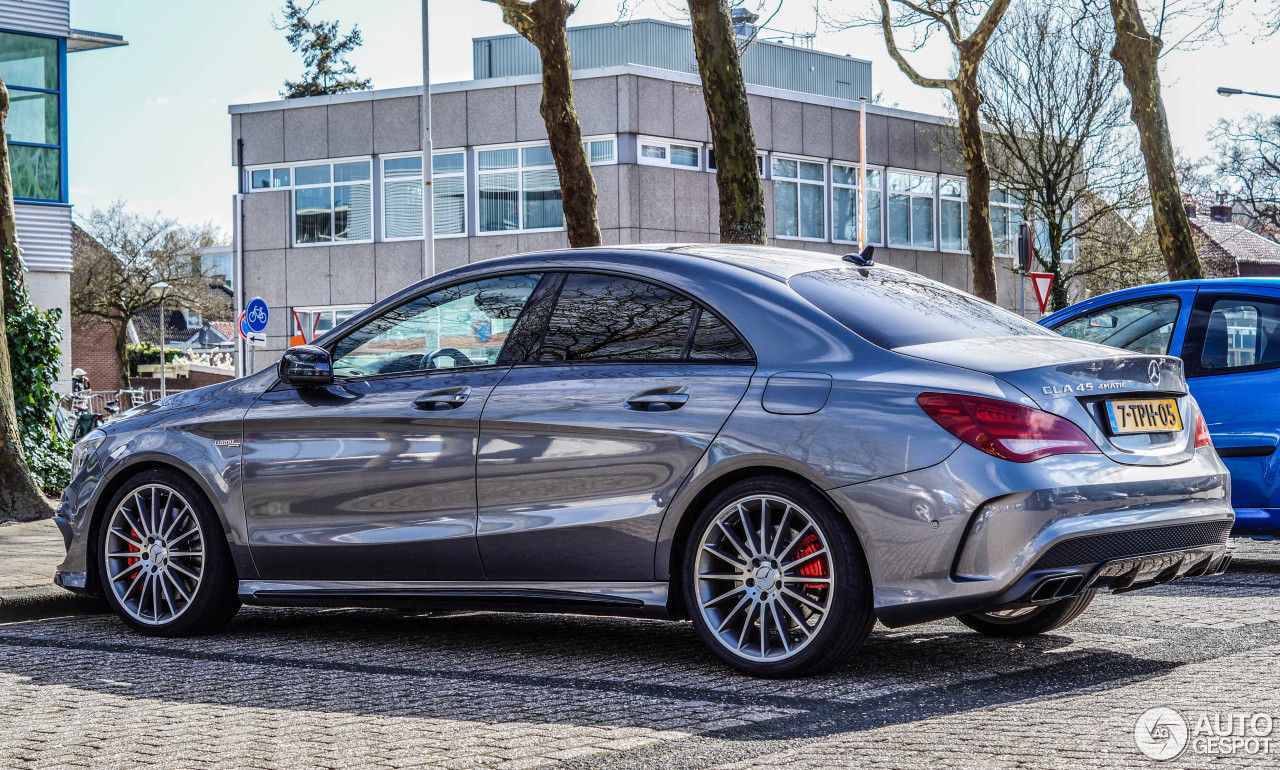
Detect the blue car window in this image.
<box><xmin>1184</xmin><ymin>295</ymin><xmax>1280</xmax><ymax>376</ymax></box>
<box><xmin>1051</xmin><ymin>297</ymin><xmax>1180</xmax><ymax>354</ymax></box>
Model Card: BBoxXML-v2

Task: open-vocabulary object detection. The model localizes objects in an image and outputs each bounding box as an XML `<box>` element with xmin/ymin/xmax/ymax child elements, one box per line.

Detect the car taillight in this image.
<box><xmin>1194</xmin><ymin>412</ymin><xmax>1214</xmax><ymax>449</ymax></box>
<box><xmin>917</xmin><ymin>392</ymin><xmax>1100</xmax><ymax>463</ymax></box>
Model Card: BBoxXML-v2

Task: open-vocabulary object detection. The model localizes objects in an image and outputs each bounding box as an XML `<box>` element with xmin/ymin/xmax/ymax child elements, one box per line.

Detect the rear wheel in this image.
<box><xmin>956</xmin><ymin>590</ymin><xmax>1097</xmax><ymax>637</ymax></box>
<box><xmin>98</xmin><ymin>470</ymin><xmax>240</xmax><ymax>636</ymax></box>
<box><xmin>682</xmin><ymin>476</ymin><xmax>875</xmax><ymax>677</ymax></box>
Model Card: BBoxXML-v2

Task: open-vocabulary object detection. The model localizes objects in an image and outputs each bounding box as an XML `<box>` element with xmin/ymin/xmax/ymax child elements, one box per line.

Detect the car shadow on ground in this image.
<box><xmin>0</xmin><ymin>607</ymin><xmax>1189</xmax><ymax>742</ymax></box>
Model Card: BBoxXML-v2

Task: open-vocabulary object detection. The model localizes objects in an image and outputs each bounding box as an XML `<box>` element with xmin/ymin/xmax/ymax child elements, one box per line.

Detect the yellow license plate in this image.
<box><xmin>1105</xmin><ymin>398</ymin><xmax>1183</xmax><ymax>434</ymax></box>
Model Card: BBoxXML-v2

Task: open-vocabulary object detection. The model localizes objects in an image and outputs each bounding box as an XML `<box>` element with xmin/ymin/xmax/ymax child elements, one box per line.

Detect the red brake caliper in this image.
<box><xmin>126</xmin><ymin>528</ymin><xmax>140</xmax><ymax>573</ymax></box>
<box><xmin>790</xmin><ymin>532</ymin><xmax>829</xmax><ymax>591</ymax></box>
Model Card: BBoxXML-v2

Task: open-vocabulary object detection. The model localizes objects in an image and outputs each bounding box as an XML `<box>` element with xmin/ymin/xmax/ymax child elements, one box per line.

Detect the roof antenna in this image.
<box><xmin>843</xmin><ymin>245</ymin><xmax>874</xmax><ymax>267</ymax></box>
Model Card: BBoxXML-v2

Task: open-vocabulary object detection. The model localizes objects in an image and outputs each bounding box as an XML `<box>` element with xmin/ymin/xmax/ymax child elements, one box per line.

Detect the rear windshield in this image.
<box><xmin>789</xmin><ymin>267</ymin><xmax>1054</xmax><ymax>350</ymax></box>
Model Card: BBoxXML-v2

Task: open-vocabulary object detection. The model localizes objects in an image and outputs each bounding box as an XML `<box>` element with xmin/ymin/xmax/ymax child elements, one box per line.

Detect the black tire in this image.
<box><xmin>97</xmin><ymin>469</ymin><xmax>240</xmax><ymax>636</ymax></box>
<box><xmin>956</xmin><ymin>590</ymin><xmax>1097</xmax><ymax>637</ymax></box>
<box><xmin>682</xmin><ymin>476</ymin><xmax>875</xmax><ymax>678</ymax></box>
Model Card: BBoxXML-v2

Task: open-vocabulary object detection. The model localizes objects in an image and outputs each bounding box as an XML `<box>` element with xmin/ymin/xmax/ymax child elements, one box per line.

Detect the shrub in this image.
<box><xmin>3</xmin><ymin>248</ymin><xmax>70</xmax><ymax>496</ymax></box>
<box><xmin>125</xmin><ymin>341</ymin><xmax>182</xmax><ymax>377</ymax></box>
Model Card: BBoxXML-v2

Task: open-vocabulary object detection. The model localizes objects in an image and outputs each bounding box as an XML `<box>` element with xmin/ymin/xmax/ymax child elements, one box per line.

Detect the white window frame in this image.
<box><xmin>246</xmin><ymin>163</ymin><xmax>293</xmax><ymax>192</ymax></box>
<box><xmin>290</xmin><ymin>304</ymin><xmax>369</xmax><ymax>342</ymax></box>
<box><xmin>377</xmin><ymin>151</ymin><xmax>426</xmax><ymax>242</ymax></box>
<box><xmin>938</xmin><ymin>176</ymin><xmax>968</xmax><ymax>254</ymax></box>
<box><xmin>885</xmin><ymin>169</ymin><xmax>937</xmax><ymax>251</ymax></box>
<box><xmin>830</xmin><ymin>163</ymin><xmax>884</xmax><ymax>247</ymax></box>
<box><xmin>427</xmin><ymin>149</ymin><xmax>469</xmax><ymax>240</ymax></box>
<box><xmin>637</xmin><ymin>136</ymin><xmax>704</xmax><ymax>170</ymax></box>
<box><xmin>583</xmin><ymin>134</ymin><xmax>618</xmax><ymax>166</ymax></box>
<box><xmin>771</xmin><ymin>153</ymin><xmax>828</xmax><ymax>243</ymax></box>
<box><xmin>474</xmin><ymin>139</ymin><xmax>566</xmax><ymax>236</ymax></box>
<box><xmin>706</xmin><ymin>147</ymin><xmax>768</xmax><ymax>177</ymax></box>
<box><xmin>249</xmin><ymin>155</ymin><xmax>376</xmax><ymax>248</ymax></box>
<box><xmin>991</xmin><ymin>186</ymin><xmax>1024</xmax><ymax>259</ymax></box>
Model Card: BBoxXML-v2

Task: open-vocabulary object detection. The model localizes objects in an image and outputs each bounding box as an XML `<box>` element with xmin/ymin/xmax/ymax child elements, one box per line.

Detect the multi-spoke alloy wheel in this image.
<box><xmin>695</xmin><ymin>495</ymin><xmax>834</xmax><ymax>662</ymax></box>
<box><xmin>98</xmin><ymin>470</ymin><xmax>240</xmax><ymax>636</ymax></box>
<box><xmin>103</xmin><ymin>483</ymin><xmax>205</xmax><ymax>625</ymax></box>
<box><xmin>683</xmin><ymin>477</ymin><xmax>875</xmax><ymax>677</ymax></box>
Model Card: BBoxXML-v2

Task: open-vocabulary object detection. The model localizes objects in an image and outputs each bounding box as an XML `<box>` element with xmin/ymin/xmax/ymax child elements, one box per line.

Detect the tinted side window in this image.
<box><xmin>1183</xmin><ymin>295</ymin><xmax>1280</xmax><ymax>376</ymax></box>
<box><xmin>1052</xmin><ymin>297</ymin><xmax>1180</xmax><ymax>355</ymax></box>
<box><xmin>539</xmin><ymin>273</ymin><xmax>697</xmax><ymax>361</ymax></box>
<box><xmin>690</xmin><ymin>309</ymin><xmax>752</xmax><ymax>360</ymax></box>
<box><xmin>331</xmin><ymin>274</ymin><xmax>540</xmax><ymax>378</ymax></box>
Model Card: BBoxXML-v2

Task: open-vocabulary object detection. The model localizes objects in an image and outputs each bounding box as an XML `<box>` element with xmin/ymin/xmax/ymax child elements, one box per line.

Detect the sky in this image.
<box><xmin>65</xmin><ymin>0</ymin><xmax>1280</xmax><ymax>235</ymax></box>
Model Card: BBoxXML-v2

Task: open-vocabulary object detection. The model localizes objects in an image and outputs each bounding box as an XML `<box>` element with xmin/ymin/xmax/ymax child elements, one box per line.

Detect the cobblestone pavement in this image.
<box><xmin>2</xmin><ymin>540</ymin><xmax>1280</xmax><ymax>769</ymax></box>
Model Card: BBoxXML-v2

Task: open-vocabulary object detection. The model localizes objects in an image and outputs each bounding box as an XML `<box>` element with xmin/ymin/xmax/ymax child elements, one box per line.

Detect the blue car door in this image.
<box><xmin>1179</xmin><ymin>285</ymin><xmax>1280</xmax><ymax>534</ymax></box>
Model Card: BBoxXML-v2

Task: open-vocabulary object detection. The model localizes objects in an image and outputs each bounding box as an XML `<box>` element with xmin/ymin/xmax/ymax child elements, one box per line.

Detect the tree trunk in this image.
<box><xmin>688</xmin><ymin>0</ymin><xmax>766</xmax><ymax>244</ymax></box>
<box><xmin>1046</xmin><ymin>221</ymin><xmax>1070</xmax><ymax>312</ymax></box>
<box><xmin>953</xmin><ymin>60</ymin><xmax>999</xmax><ymax>303</ymax></box>
<box><xmin>1108</xmin><ymin>0</ymin><xmax>1203</xmax><ymax>281</ymax></box>
<box><xmin>0</xmin><ymin>74</ymin><xmax>54</xmax><ymax>522</ymax></box>
<box><xmin>115</xmin><ymin>321</ymin><xmax>131</xmax><ymax>389</ymax></box>
<box><xmin>529</xmin><ymin>0</ymin><xmax>599</xmax><ymax>247</ymax></box>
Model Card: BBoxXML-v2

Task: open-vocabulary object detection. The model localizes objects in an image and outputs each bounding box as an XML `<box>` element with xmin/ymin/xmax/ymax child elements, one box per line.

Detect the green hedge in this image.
<box><xmin>3</xmin><ymin>247</ymin><xmax>70</xmax><ymax>496</ymax></box>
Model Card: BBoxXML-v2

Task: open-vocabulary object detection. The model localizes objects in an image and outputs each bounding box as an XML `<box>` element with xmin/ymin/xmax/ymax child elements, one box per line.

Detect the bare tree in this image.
<box><xmin>72</xmin><ymin>203</ymin><xmax>223</xmax><ymax>388</ymax></box>
<box><xmin>687</xmin><ymin>0</ymin><xmax>766</xmax><ymax>244</ymax></box>
<box><xmin>1206</xmin><ymin>113</ymin><xmax>1280</xmax><ymax>237</ymax></box>
<box><xmin>1101</xmin><ymin>0</ymin><xmax>1227</xmax><ymax>280</ymax></box>
<box><xmin>483</xmin><ymin>0</ymin><xmax>601</xmax><ymax>247</ymax></box>
<box><xmin>0</xmin><ymin>74</ymin><xmax>54</xmax><ymax>521</ymax></box>
<box><xmin>824</xmin><ymin>0</ymin><xmax>1012</xmax><ymax>302</ymax></box>
<box><xmin>981</xmin><ymin>2</ymin><xmax>1147</xmax><ymax>311</ymax></box>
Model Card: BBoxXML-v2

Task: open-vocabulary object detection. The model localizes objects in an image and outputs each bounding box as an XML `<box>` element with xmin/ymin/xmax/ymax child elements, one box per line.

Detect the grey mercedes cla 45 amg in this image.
<box><xmin>54</xmin><ymin>245</ymin><xmax>1234</xmax><ymax>677</ymax></box>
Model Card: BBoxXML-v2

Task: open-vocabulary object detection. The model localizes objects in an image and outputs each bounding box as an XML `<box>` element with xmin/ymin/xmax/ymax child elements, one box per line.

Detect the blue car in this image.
<box><xmin>1044</xmin><ymin>279</ymin><xmax>1280</xmax><ymax>536</ymax></box>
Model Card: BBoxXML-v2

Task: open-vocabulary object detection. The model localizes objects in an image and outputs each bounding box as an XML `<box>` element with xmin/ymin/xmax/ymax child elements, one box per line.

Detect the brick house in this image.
<box><xmin>1188</xmin><ymin>205</ymin><xmax>1280</xmax><ymax>278</ymax></box>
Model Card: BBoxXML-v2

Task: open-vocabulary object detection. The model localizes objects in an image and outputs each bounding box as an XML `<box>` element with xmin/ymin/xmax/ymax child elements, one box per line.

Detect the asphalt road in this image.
<box><xmin>3</xmin><ymin>540</ymin><xmax>1280</xmax><ymax>769</ymax></box>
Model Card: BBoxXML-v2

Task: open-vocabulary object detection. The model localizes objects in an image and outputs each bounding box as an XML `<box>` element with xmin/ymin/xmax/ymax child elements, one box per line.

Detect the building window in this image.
<box><xmin>707</xmin><ymin>148</ymin><xmax>766</xmax><ymax>176</ymax></box>
<box><xmin>250</xmin><ymin>167</ymin><xmax>291</xmax><ymax>189</ymax></box>
<box><xmin>292</xmin><ymin>160</ymin><xmax>373</xmax><ymax>245</ymax></box>
<box><xmin>585</xmin><ymin>137</ymin><xmax>616</xmax><ymax>165</ymax></box>
<box><xmin>1</xmin><ymin>31</ymin><xmax>64</xmax><ymax>202</ymax></box>
<box><xmin>638</xmin><ymin>138</ymin><xmax>702</xmax><ymax>169</ymax></box>
<box><xmin>432</xmin><ymin>151</ymin><xmax>466</xmax><ymax>237</ymax></box>
<box><xmin>290</xmin><ymin>305</ymin><xmax>368</xmax><ymax>346</ymax></box>
<box><xmin>773</xmin><ymin>156</ymin><xmax>825</xmax><ymax>241</ymax></box>
<box><xmin>887</xmin><ymin>172</ymin><xmax>935</xmax><ymax>249</ymax></box>
<box><xmin>478</xmin><ymin>143</ymin><xmax>563</xmax><ymax>234</ymax></box>
<box><xmin>939</xmin><ymin>177</ymin><xmax>967</xmax><ymax>252</ymax></box>
<box><xmin>991</xmin><ymin>187</ymin><xmax>1024</xmax><ymax>257</ymax></box>
<box><xmin>382</xmin><ymin>154</ymin><xmax>424</xmax><ymax>240</ymax></box>
<box><xmin>831</xmin><ymin>165</ymin><xmax>882</xmax><ymax>246</ymax></box>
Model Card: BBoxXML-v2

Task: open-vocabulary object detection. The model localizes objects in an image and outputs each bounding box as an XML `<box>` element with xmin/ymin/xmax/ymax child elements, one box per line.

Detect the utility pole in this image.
<box><xmin>858</xmin><ymin>96</ymin><xmax>867</xmax><ymax>252</ymax></box>
<box><xmin>422</xmin><ymin>0</ymin><xmax>434</xmax><ymax>280</ymax></box>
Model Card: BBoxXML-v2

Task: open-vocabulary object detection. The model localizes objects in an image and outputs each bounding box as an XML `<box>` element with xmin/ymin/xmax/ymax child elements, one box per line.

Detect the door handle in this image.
<box><xmin>626</xmin><ymin>388</ymin><xmax>689</xmax><ymax>412</ymax></box>
<box><xmin>414</xmin><ymin>386</ymin><xmax>471</xmax><ymax>410</ymax></box>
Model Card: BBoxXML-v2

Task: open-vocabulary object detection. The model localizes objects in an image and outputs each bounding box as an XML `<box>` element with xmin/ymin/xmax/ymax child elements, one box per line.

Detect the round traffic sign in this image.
<box><xmin>244</xmin><ymin>297</ymin><xmax>269</xmax><ymax>334</ymax></box>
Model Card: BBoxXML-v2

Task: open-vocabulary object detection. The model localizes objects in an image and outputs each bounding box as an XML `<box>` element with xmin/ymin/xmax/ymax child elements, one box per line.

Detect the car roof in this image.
<box><xmin>438</xmin><ymin>243</ymin><xmax>853</xmax><ymax>282</ymax></box>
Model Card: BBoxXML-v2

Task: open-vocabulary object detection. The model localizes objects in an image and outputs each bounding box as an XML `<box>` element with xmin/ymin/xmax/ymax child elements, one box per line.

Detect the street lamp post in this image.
<box><xmin>1217</xmin><ymin>87</ymin><xmax>1280</xmax><ymax>100</ymax></box>
<box><xmin>152</xmin><ymin>281</ymin><xmax>170</xmax><ymax>399</ymax></box>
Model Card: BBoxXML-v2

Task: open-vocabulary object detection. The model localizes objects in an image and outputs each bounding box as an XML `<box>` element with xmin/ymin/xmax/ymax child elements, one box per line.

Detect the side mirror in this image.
<box><xmin>279</xmin><ymin>345</ymin><xmax>333</xmax><ymax>387</ymax></box>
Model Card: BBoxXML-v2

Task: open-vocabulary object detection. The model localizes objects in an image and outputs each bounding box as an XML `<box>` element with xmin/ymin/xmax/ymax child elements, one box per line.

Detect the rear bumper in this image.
<box><xmin>829</xmin><ymin>444</ymin><xmax>1234</xmax><ymax>628</ymax></box>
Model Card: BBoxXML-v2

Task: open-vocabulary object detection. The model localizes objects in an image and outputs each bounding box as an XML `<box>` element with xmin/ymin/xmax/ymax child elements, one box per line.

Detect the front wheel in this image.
<box><xmin>682</xmin><ymin>477</ymin><xmax>875</xmax><ymax>678</ymax></box>
<box><xmin>98</xmin><ymin>470</ymin><xmax>240</xmax><ymax>636</ymax></box>
<box><xmin>956</xmin><ymin>590</ymin><xmax>1097</xmax><ymax>637</ymax></box>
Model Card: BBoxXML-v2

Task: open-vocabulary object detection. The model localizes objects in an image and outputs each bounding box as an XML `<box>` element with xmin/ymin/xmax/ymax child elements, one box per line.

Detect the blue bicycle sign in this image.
<box><xmin>244</xmin><ymin>297</ymin><xmax>270</xmax><ymax>334</ymax></box>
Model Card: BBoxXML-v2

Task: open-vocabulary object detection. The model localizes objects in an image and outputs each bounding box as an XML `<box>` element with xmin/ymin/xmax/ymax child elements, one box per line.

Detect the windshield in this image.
<box><xmin>789</xmin><ymin>267</ymin><xmax>1054</xmax><ymax>350</ymax></box>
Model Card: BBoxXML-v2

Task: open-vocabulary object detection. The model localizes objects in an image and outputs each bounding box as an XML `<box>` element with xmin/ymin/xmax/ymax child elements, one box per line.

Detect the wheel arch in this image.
<box><xmin>658</xmin><ymin>459</ymin><xmax>867</xmax><ymax>621</ymax></box>
<box><xmin>85</xmin><ymin>457</ymin><xmax>235</xmax><ymax>597</ymax></box>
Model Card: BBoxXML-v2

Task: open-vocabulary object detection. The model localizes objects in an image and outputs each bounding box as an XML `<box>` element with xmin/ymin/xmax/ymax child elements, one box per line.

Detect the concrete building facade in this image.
<box><xmin>231</xmin><ymin>39</ymin><xmax>1033</xmax><ymax>362</ymax></box>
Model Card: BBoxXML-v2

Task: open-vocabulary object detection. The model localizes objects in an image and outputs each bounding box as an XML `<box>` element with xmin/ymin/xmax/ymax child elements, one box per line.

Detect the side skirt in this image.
<box><xmin>239</xmin><ymin>580</ymin><xmax>673</xmax><ymax>619</ymax></box>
